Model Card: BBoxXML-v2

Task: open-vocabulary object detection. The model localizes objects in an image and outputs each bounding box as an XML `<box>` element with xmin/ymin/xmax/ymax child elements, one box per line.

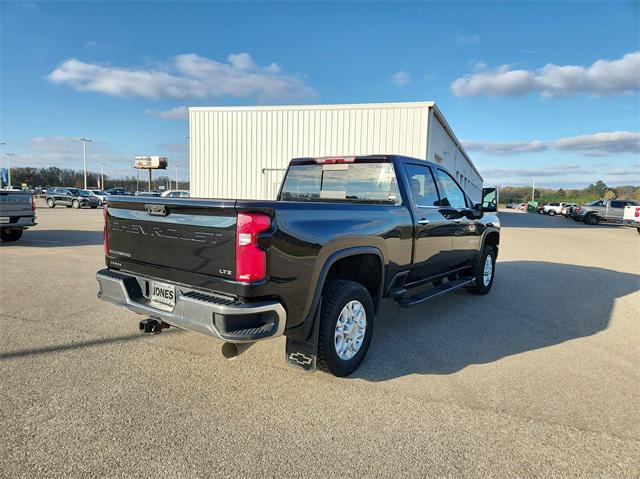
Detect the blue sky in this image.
<box><xmin>1</xmin><ymin>0</ymin><xmax>638</xmax><ymax>187</ymax></box>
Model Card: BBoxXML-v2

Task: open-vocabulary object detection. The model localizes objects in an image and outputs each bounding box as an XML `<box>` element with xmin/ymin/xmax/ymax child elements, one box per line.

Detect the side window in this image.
<box><xmin>611</xmin><ymin>201</ymin><xmax>624</xmax><ymax>208</ymax></box>
<box><xmin>435</xmin><ymin>169</ymin><xmax>468</xmax><ymax>209</ymax></box>
<box><xmin>404</xmin><ymin>164</ymin><xmax>440</xmax><ymax>208</ymax></box>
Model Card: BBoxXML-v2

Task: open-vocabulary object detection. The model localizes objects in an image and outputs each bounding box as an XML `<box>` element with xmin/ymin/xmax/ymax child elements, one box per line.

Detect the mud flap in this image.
<box><xmin>285</xmin><ymin>300</ymin><xmax>321</xmax><ymax>372</ymax></box>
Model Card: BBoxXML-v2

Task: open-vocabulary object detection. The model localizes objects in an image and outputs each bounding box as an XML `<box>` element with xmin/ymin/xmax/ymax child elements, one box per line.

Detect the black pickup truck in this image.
<box><xmin>96</xmin><ymin>155</ymin><xmax>499</xmax><ymax>376</ymax></box>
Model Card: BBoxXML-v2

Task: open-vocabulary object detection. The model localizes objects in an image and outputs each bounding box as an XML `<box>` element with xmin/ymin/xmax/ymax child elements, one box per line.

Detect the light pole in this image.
<box><xmin>80</xmin><ymin>138</ymin><xmax>92</xmax><ymax>189</ymax></box>
<box><xmin>6</xmin><ymin>153</ymin><xmax>15</xmax><ymax>186</ymax></box>
<box><xmin>175</xmin><ymin>166</ymin><xmax>179</xmax><ymax>189</ymax></box>
<box><xmin>99</xmin><ymin>162</ymin><xmax>104</xmax><ymax>190</ymax></box>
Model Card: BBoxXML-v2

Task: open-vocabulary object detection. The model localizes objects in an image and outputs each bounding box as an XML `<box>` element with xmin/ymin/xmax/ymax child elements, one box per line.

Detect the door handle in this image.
<box><xmin>453</xmin><ymin>219</ymin><xmax>462</xmax><ymax>223</ymax></box>
<box><xmin>417</xmin><ymin>218</ymin><xmax>430</xmax><ymax>225</ymax></box>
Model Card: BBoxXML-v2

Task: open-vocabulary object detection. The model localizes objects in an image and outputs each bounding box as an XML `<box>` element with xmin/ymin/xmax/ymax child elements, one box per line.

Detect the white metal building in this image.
<box><xmin>189</xmin><ymin>101</ymin><xmax>483</xmax><ymax>201</ymax></box>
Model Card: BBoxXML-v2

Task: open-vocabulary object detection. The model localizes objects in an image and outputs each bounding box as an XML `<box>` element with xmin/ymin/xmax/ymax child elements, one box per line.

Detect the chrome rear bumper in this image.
<box><xmin>96</xmin><ymin>269</ymin><xmax>286</xmax><ymax>343</ymax></box>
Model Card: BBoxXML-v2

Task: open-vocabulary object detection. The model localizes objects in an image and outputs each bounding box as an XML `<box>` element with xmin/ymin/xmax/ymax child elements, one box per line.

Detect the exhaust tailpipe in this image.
<box><xmin>221</xmin><ymin>342</ymin><xmax>253</xmax><ymax>360</ymax></box>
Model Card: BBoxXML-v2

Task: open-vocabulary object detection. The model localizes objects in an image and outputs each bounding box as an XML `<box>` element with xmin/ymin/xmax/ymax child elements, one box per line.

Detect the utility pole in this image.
<box><xmin>175</xmin><ymin>166</ymin><xmax>179</xmax><ymax>189</ymax></box>
<box><xmin>6</xmin><ymin>153</ymin><xmax>15</xmax><ymax>186</ymax></box>
<box><xmin>99</xmin><ymin>163</ymin><xmax>104</xmax><ymax>190</ymax></box>
<box><xmin>80</xmin><ymin>138</ymin><xmax>92</xmax><ymax>189</ymax></box>
<box><xmin>531</xmin><ymin>177</ymin><xmax>536</xmax><ymax>203</ymax></box>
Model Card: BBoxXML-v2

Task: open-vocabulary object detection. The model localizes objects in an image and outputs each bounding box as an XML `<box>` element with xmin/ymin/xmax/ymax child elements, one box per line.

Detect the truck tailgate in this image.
<box><xmin>0</xmin><ymin>191</ymin><xmax>33</xmax><ymax>217</ymax></box>
<box><xmin>106</xmin><ymin>197</ymin><xmax>237</xmax><ymax>287</ymax></box>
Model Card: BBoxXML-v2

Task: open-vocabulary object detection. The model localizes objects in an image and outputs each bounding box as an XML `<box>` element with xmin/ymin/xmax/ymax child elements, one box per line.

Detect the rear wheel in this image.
<box><xmin>636</xmin><ymin>227</ymin><xmax>640</xmax><ymax>234</ymax></box>
<box><xmin>72</xmin><ymin>199</ymin><xmax>80</xmax><ymax>209</ymax></box>
<box><xmin>47</xmin><ymin>198</ymin><xmax>55</xmax><ymax>208</ymax></box>
<box><xmin>466</xmin><ymin>245</ymin><xmax>496</xmax><ymax>295</ymax></box>
<box><xmin>317</xmin><ymin>280</ymin><xmax>374</xmax><ymax>377</ymax></box>
<box><xmin>0</xmin><ymin>228</ymin><xmax>23</xmax><ymax>242</ymax></box>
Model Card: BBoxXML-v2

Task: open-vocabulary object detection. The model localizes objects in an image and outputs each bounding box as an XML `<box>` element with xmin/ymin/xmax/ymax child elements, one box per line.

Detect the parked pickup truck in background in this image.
<box><xmin>623</xmin><ymin>204</ymin><xmax>640</xmax><ymax>233</ymax></box>
<box><xmin>96</xmin><ymin>155</ymin><xmax>499</xmax><ymax>376</ymax></box>
<box><xmin>574</xmin><ymin>199</ymin><xmax>639</xmax><ymax>225</ymax></box>
<box><xmin>0</xmin><ymin>190</ymin><xmax>36</xmax><ymax>242</ymax></box>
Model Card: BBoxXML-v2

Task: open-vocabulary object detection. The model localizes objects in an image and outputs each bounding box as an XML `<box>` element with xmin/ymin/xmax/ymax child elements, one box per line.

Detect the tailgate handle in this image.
<box><xmin>145</xmin><ymin>204</ymin><xmax>168</xmax><ymax>216</ymax></box>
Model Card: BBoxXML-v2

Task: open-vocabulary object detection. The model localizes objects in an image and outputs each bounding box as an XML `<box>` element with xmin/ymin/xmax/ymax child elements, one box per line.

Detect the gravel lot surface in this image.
<box><xmin>1</xmin><ymin>202</ymin><xmax>639</xmax><ymax>478</ymax></box>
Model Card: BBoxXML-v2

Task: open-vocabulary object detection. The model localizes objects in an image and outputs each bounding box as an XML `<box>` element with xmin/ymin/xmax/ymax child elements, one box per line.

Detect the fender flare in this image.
<box><xmin>287</xmin><ymin>246</ymin><xmax>384</xmax><ymax>341</ymax></box>
<box><xmin>478</xmin><ymin>227</ymin><xmax>500</xmax><ymax>263</ymax></box>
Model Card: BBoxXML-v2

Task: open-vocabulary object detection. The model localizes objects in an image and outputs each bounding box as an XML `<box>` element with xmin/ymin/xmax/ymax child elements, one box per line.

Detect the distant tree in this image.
<box><xmin>603</xmin><ymin>190</ymin><xmax>616</xmax><ymax>200</ymax></box>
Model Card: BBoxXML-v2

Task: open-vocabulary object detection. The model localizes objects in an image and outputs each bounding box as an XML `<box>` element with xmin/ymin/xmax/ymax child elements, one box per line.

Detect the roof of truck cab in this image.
<box><xmin>289</xmin><ymin>154</ymin><xmax>441</xmax><ymax>169</ymax></box>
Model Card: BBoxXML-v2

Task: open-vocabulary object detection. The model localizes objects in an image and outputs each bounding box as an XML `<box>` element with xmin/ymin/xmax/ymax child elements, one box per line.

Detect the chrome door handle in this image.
<box><xmin>453</xmin><ymin>219</ymin><xmax>462</xmax><ymax>223</ymax></box>
<box><xmin>417</xmin><ymin>218</ymin><xmax>430</xmax><ymax>225</ymax></box>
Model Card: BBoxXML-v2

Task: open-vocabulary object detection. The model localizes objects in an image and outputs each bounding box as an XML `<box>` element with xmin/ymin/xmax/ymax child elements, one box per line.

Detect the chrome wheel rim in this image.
<box><xmin>334</xmin><ymin>300</ymin><xmax>366</xmax><ymax>361</ymax></box>
<box><xmin>483</xmin><ymin>254</ymin><xmax>493</xmax><ymax>286</ymax></box>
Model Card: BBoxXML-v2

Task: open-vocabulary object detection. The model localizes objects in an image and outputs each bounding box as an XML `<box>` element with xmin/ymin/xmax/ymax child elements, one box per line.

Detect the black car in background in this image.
<box><xmin>45</xmin><ymin>188</ymin><xmax>101</xmax><ymax>209</ymax></box>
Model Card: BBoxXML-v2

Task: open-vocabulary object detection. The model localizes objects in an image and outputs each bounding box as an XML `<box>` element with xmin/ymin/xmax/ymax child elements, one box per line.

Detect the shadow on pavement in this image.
<box><xmin>499</xmin><ymin>211</ymin><xmax>625</xmax><ymax>229</ymax></box>
<box><xmin>355</xmin><ymin>261</ymin><xmax>639</xmax><ymax>381</ymax></box>
<box><xmin>0</xmin><ymin>328</ymin><xmax>183</xmax><ymax>360</ymax></box>
<box><xmin>1</xmin><ymin>229</ymin><xmax>103</xmax><ymax>247</ymax></box>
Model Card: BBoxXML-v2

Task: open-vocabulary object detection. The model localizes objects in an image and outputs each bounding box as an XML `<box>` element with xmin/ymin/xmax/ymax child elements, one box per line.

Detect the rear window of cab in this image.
<box><xmin>280</xmin><ymin>162</ymin><xmax>401</xmax><ymax>205</ymax></box>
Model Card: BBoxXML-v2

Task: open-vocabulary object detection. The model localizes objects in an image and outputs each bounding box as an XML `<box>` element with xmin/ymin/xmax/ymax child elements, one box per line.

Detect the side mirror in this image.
<box><xmin>482</xmin><ymin>187</ymin><xmax>498</xmax><ymax>212</ymax></box>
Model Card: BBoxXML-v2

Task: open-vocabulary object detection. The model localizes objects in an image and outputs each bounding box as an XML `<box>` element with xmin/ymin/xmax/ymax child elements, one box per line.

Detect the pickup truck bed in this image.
<box><xmin>97</xmin><ymin>155</ymin><xmax>500</xmax><ymax>376</ymax></box>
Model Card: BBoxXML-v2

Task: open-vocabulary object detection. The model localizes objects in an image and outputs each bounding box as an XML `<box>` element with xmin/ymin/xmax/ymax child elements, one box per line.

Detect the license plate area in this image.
<box><xmin>150</xmin><ymin>281</ymin><xmax>176</xmax><ymax>307</ymax></box>
<box><xmin>0</xmin><ymin>217</ymin><xmax>10</xmax><ymax>224</ymax></box>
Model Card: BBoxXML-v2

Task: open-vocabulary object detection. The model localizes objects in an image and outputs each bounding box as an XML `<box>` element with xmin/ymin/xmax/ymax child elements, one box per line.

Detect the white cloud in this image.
<box><xmin>455</xmin><ymin>33</ymin><xmax>480</xmax><ymax>46</ymax></box>
<box><xmin>451</xmin><ymin>51</ymin><xmax>640</xmax><ymax>97</ymax></box>
<box><xmin>145</xmin><ymin>106</ymin><xmax>188</xmax><ymax>121</ymax></box>
<box><xmin>464</xmin><ymin>131</ymin><xmax>639</xmax><ymax>157</ymax></box>
<box><xmin>462</xmin><ymin>140</ymin><xmax>548</xmax><ymax>155</ymax></box>
<box><xmin>390</xmin><ymin>71</ymin><xmax>410</xmax><ymax>87</ymax></box>
<box><xmin>553</xmin><ymin>131</ymin><xmax>640</xmax><ymax>156</ymax></box>
<box><xmin>48</xmin><ymin>53</ymin><xmax>317</xmax><ymax>102</ymax></box>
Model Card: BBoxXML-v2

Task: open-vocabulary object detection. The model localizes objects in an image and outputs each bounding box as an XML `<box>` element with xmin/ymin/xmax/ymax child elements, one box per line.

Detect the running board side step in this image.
<box><xmin>398</xmin><ymin>278</ymin><xmax>475</xmax><ymax>307</ymax></box>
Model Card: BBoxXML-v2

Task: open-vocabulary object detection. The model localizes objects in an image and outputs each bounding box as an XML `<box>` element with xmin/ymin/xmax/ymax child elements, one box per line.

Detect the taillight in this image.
<box><xmin>635</xmin><ymin>207</ymin><xmax>640</xmax><ymax>218</ymax></box>
<box><xmin>31</xmin><ymin>194</ymin><xmax>36</xmax><ymax>211</ymax></box>
<box><xmin>103</xmin><ymin>204</ymin><xmax>109</xmax><ymax>256</ymax></box>
<box><xmin>235</xmin><ymin>213</ymin><xmax>271</xmax><ymax>282</ymax></box>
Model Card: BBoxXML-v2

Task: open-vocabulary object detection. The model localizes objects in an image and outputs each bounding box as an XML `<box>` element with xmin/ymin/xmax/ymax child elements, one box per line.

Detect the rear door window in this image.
<box><xmin>280</xmin><ymin>162</ymin><xmax>401</xmax><ymax>204</ymax></box>
<box><xmin>404</xmin><ymin>164</ymin><xmax>440</xmax><ymax>208</ymax></box>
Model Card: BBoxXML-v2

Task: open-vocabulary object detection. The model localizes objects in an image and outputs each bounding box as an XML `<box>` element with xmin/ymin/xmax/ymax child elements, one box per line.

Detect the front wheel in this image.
<box><xmin>0</xmin><ymin>228</ymin><xmax>23</xmax><ymax>242</ymax></box>
<box><xmin>585</xmin><ymin>214</ymin><xmax>599</xmax><ymax>225</ymax></box>
<box><xmin>549</xmin><ymin>210</ymin><xmax>556</xmax><ymax>216</ymax></box>
<box><xmin>72</xmin><ymin>199</ymin><xmax>80</xmax><ymax>209</ymax></box>
<box><xmin>47</xmin><ymin>199</ymin><xmax>55</xmax><ymax>208</ymax></box>
<box><xmin>317</xmin><ymin>280</ymin><xmax>374</xmax><ymax>377</ymax></box>
<box><xmin>466</xmin><ymin>245</ymin><xmax>496</xmax><ymax>295</ymax></box>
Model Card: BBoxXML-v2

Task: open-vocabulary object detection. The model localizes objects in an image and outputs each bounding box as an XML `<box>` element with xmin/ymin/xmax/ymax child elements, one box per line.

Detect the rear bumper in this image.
<box><xmin>623</xmin><ymin>220</ymin><xmax>640</xmax><ymax>227</ymax></box>
<box><xmin>0</xmin><ymin>216</ymin><xmax>36</xmax><ymax>229</ymax></box>
<box><xmin>96</xmin><ymin>269</ymin><xmax>286</xmax><ymax>343</ymax></box>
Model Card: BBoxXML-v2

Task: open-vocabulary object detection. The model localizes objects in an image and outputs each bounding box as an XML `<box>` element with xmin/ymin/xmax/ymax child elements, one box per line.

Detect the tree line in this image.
<box><xmin>499</xmin><ymin>181</ymin><xmax>640</xmax><ymax>205</ymax></box>
<box><xmin>4</xmin><ymin>166</ymin><xmax>189</xmax><ymax>192</ymax></box>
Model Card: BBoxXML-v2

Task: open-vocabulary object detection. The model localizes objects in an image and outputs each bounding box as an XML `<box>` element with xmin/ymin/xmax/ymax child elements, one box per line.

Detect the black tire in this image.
<box><xmin>47</xmin><ymin>198</ymin><xmax>55</xmax><ymax>208</ymax></box>
<box><xmin>317</xmin><ymin>280</ymin><xmax>374</xmax><ymax>377</ymax></box>
<box><xmin>466</xmin><ymin>245</ymin><xmax>496</xmax><ymax>295</ymax></box>
<box><xmin>549</xmin><ymin>210</ymin><xmax>556</xmax><ymax>216</ymax></box>
<box><xmin>636</xmin><ymin>227</ymin><xmax>640</xmax><ymax>234</ymax></box>
<box><xmin>0</xmin><ymin>228</ymin><xmax>23</xmax><ymax>242</ymax></box>
<box><xmin>72</xmin><ymin>199</ymin><xmax>80</xmax><ymax>209</ymax></box>
<box><xmin>585</xmin><ymin>214</ymin><xmax>599</xmax><ymax>225</ymax></box>
<box><xmin>90</xmin><ymin>205</ymin><xmax>98</xmax><ymax>209</ymax></box>
<box><xmin>573</xmin><ymin>217</ymin><xmax>581</xmax><ymax>222</ymax></box>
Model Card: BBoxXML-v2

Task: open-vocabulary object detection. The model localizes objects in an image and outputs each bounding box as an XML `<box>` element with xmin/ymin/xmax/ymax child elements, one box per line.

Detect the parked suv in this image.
<box><xmin>574</xmin><ymin>199</ymin><xmax>639</xmax><ymax>225</ymax></box>
<box><xmin>46</xmin><ymin>188</ymin><xmax>101</xmax><ymax>209</ymax></box>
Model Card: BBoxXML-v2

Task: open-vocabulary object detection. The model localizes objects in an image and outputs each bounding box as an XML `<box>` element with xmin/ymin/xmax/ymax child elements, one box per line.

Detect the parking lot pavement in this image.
<box><xmin>1</xmin><ymin>203</ymin><xmax>639</xmax><ymax>478</ymax></box>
